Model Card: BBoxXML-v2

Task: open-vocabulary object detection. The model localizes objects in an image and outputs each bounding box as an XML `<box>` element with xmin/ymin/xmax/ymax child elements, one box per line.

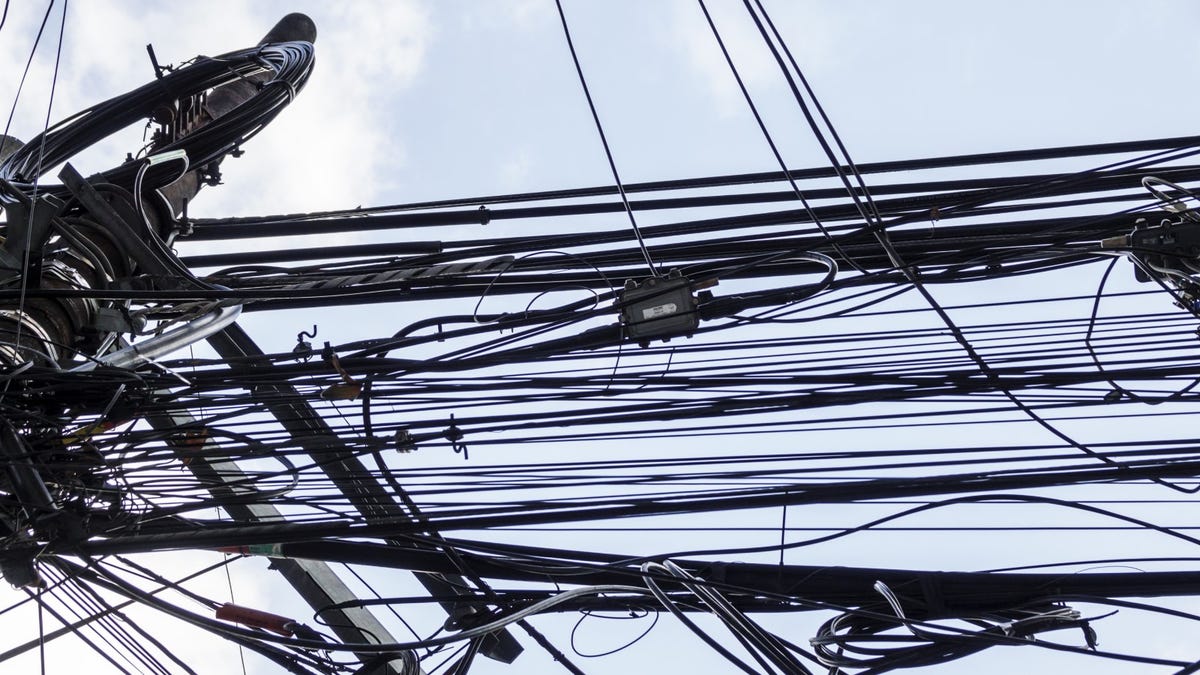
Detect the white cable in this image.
<box><xmin>70</xmin><ymin>302</ymin><xmax>240</xmax><ymax>372</ymax></box>
<box><xmin>648</xmin><ymin>560</ymin><xmax>813</xmax><ymax>674</ymax></box>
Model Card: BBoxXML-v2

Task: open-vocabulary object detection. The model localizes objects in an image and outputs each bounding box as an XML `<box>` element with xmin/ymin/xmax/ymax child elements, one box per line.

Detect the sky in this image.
<box><xmin>4</xmin><ymin>1</ymin><xmax>1200</xmax><ymax>673</ymax></box>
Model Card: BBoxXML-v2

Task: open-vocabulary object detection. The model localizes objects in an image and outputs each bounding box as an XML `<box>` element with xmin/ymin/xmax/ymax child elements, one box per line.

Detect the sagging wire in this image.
<box><xmin>642</xmin><ymin>560</ymin><xmax>816</xmax><ymax>674</ymax></box>
<box><xmin>83</xmin><ymin>556</ymin><xmax>652</xmax><ymax>657</ymax></box>
<box><xmin>569</xmin><ymin>606</ymin><xmax>659</xmax><ymax>658</ymax></box>
<box><xmin>812</xmin><ymin>582</ymin><xmax>1098</xmax><ymax>674</ymax></box>
<box><xmin>11</xmin><ymin>10</ymin><xmax>1200</xmax><ymax>672</ymax></box>
<box><xmin>352</xmin><ymin>535</ymin><xmax>1200</xmax><ymax>671</ymax></box>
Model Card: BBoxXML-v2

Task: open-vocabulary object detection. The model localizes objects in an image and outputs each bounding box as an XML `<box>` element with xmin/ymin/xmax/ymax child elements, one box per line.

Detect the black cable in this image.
<box><xmin>0</xmin><ymin>1</ymin><xmax>53</xmax><ymax>160</ymax></box>
<box><xmin>553</xmin><ymin>0</ymin><xmax>656</xmax><ymax>276</ymax></box>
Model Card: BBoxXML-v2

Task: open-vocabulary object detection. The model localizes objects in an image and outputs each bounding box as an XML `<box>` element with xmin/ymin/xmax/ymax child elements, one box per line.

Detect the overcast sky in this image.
<box><xmin>4</xmin><ymin>2</ymin><xmax>1200</xmax><ymax>673</ymax></box>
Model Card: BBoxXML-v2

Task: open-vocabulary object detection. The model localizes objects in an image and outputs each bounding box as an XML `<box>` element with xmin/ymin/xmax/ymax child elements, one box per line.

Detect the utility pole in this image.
<box><xmin>0</xmin><ymin>13</ymin><xmax>523</xmax><ymax>674</ymax></box>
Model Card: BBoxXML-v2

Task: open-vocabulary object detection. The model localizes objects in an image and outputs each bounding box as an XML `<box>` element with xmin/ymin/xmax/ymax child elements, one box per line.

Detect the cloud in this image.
<box><xmin>0</xmin><ymin>1</ymin><xmax>433</xmax><ymax>242</ymax></box>
<box><xmin>323</xmin><ymin>2</ymin><xmax>431</xmax><ymax>92</ymax></box>
<box><xmin>186</xmin><ymin>2</ymin><xmax>432</xmax><ymax>221</ymax></box>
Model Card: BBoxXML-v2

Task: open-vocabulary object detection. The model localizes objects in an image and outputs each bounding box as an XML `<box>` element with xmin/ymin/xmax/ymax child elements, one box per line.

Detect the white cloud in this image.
<box><xmin>323</xmin><ymin>2</ymin><xmax>431</xmax><ymax>92</ymax></box>
<box><xmin>0</xmin><ymin>1</ymin><xmax>433</xmax><ymax>240</ymax></box>
<box><xmin>168</xmin><ymin>1</ymin><xmax>434</xmax><ymax>251</ymax></box>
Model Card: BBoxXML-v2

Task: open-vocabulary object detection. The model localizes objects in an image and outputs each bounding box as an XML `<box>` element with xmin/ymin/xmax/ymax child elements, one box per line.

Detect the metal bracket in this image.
<box><xmin>0</xmin><ymin>178</ymin><xmax>65</xmax><ymax>281</ymax></box>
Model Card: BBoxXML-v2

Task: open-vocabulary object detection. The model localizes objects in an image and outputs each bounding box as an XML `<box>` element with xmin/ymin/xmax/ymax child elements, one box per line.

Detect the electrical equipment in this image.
<box><xmin>619</xmin><ymin>270</ymin><xmax>700</xmax><ymax>346</ymax></box>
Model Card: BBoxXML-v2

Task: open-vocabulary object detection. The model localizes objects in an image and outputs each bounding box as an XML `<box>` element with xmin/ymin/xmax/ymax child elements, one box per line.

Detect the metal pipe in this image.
<box><xmin>71</xmin><ymin>302</ymin><xmax>240</xmax><ymax>372</ymax></box>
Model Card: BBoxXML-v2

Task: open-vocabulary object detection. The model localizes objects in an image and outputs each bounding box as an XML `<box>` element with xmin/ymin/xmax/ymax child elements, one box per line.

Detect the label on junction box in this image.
<box><xmin>642</xmin><ymin>303</ymin><xmax>678</xmax><ymax>320</ymax></box>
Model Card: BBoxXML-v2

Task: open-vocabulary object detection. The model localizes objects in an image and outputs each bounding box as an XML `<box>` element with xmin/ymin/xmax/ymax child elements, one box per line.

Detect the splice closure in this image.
<box><xmin>619</xmin><ymin>269</ymin><xmax>715</xmax><ymax>348</ymax></box>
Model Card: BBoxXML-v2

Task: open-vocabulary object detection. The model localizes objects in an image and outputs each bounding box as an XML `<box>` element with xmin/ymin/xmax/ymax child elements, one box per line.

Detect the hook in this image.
<box><xmin>443</xmin><ymin>415</ymin><xmax>468</xmax><ymax>460</ymax></box>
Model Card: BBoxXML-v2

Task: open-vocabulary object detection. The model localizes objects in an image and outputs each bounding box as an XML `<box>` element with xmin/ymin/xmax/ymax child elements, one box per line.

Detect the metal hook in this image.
<box><xmin>293</xmin><ymin>325</ymin><xmax>317</xmax><ymax>362</ymax></box>
<box><xmin>444</xmin><ymin>414</ymin><xmax>468</xmax><ymax>460</ymax></box>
